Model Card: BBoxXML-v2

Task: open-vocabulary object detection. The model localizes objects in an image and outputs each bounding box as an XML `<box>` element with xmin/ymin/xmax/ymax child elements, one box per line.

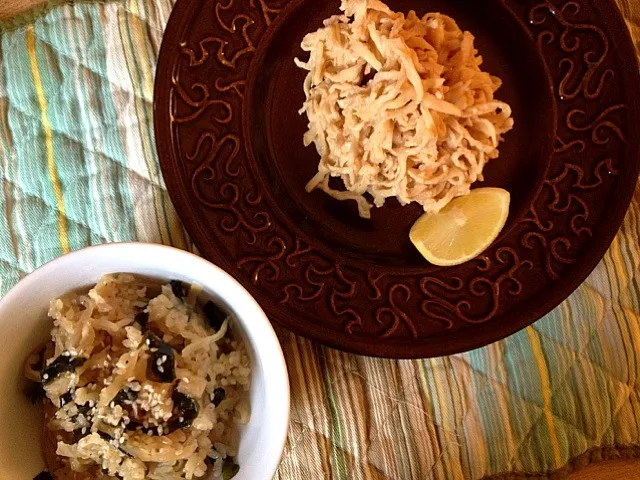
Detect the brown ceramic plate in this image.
<box><xmin>154</xmin><ymin>0</ymin><xmax>640</xmax><ymax>358</ymax></box>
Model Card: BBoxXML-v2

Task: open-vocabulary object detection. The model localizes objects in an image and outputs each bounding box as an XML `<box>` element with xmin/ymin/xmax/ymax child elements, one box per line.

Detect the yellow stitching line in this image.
<box><xmin>27</xmin><ymin>27</ymin><xmax>69</xmax><ymax>254</ymax></box>
<box><xmin>526</xmin><ymin>326</ymin><xmax>562</xmax><ymax>467</ymax></box>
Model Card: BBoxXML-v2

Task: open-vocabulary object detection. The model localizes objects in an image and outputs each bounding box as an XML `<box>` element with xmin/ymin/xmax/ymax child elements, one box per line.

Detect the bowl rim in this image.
<box><xmin>0</xmin><ymin>242</ymin><xmax>290</xmax><ymax>480</ymax></box>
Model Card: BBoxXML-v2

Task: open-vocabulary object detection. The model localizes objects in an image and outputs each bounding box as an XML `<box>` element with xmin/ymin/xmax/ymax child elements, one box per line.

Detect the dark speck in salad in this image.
<box><xmin>145</xmin><ymin>331</ymin><xmax>176</xmax><ymax>383</ymax></box>
<box><xmin>114</xmin><ymin>386</ymin><xmax>138</xmax><ymax>406</ymax></box>
<box><xmin>169</xmin><ymin>280</ymin><xmax>185</xmax><ymax>299</ymax></box>
<box><xmin>134</xmin><ymin>310</ymin><xmax>149</xmax><ymax>330</ymax></box>
<box><xmin>59</xmin><ymin>391</ymin><xmax>74</xmax><ymax>407</ymax></box>
<box><xmin>221</xmin><ymin>458</ymin><xmax>240</xmax><ymax>480</ymax></box>
<box><xmin>93</xmin><ymin>431</ymin><xmax>134</xmax><ymax>458</ymax></box>
<box><xmin>41</xmin><ymin>352</ymin><xmax>86</xmax><ymax>386</ymax></box>
<box><xmin>73</xmin><ymin>427</ymin><xmax>91</xmax><ymax>443</ymax></box>
<box><xmin>203</xmin><ymin>301</ymin><xmax>227</xmax><ymax>331</ymax></box>
<box><xmin>76</xmin><ymin>402</ymin><xmax>92</xmax><ymax>416</ymax></box>
<box><xmin>211</xmin><ymin>387</ymin><xmax>225</xmax><ymax>407</ymax></box>
<box><xmin>168</xmin><ymin>390</ymin><xmax>199</xmax><ymax>431</ymax></box>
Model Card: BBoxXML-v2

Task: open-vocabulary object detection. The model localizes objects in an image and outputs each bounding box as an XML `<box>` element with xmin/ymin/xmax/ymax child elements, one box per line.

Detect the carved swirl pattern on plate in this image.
<box><xmin>520</xmin><ymin>0</ymin><xmax>626</xmax><ymax>283</ymax></box>
<box><xmin>167</xmin><ymin>0</ymin><xmax>629</xmax><ymax>340</ymax></box>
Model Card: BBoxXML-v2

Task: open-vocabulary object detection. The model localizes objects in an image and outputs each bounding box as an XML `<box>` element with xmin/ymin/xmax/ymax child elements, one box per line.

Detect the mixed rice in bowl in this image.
<box><xmin>24</xmin><ymin>274</ymin><xmax>250</xmax><ymax>480</ymax></box>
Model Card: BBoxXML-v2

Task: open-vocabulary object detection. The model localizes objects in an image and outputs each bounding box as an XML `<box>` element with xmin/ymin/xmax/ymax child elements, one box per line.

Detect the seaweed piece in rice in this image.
<box><xmin>133</xmin><ymin>309</ymin><xmax>149</xmax><ymax>330</ymax></box>
<box><xmin>73</xmin><ymin>426</ymin><xmax>91</xmax><ymax>443</ymax></box>
<box><xmin>113</xmin><ymin>386</ymin><xmax>138</xmax><ymax>406</ymax></box>
<box><xmin>41</xmin><ymin>352</ymin><xmax>86</xmax><ymax>385</ymax></box>
<box><xmin>169</xmin><ymin>280</ymin><xmax>185</xmax><ymax>299</ymax></box>
<box><xmin>222</xmin><ymin>458</ymin><xmax>240</xmax><ymax>480</ymax></box>
<box><xmin>211</xmin><ymin>387</ymin><xmax>225</xmax><ymax>407</ymax></box>
<box><xmin>132</xmin><ymin>390</ymin><xmax>200</xmax><ymax>435</ymax></box>
<box><xmin>76</xmin><ymin>401</ymin><xmax>93</xmax><ymax>416</ymax></box>
<box><xmin>124</xmin><ymin>419</ymin><xmax>160</xmax><ymax>436</ymax></box>
<box><xmin>145</xmin><ymin>331</ymin><xmax>176</xmax><ymax>383</ymax></box>
<box><xmin>173</xmin><ymin>390</ymin><xmax>199</xmax><ymax>423</ymax></box>
<box><xmin>203</xmin><ymin>300</ymin><xmax>227</xmax><ymax>331</ymax></box>
<box><xmin>167</xmin><ymin>390</ymin><xmax>199</xmax><ymax>432</ymax></box>
<box><xmin>96</xmin><ymin>431</ymin><xmax>133</xmax><ymax>458</ymax></box>
<box><xmin>59</xmin><ymin>391</ymin><xmax>74</xmax><ymax>407</ymax></box>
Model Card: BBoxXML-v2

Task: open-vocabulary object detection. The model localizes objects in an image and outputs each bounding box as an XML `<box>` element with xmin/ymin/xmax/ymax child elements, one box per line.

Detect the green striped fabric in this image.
<box><xmin>0</xmin><ymin>1</ymin><xmax>639</xmax><ymax>478</ymax></box>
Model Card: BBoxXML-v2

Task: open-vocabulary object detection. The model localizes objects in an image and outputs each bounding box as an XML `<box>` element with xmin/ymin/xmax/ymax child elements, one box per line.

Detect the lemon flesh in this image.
<box><xmin>410</xmin><ymin>188</ymin><xmax>510</xmax><ymax>266</ymax></box>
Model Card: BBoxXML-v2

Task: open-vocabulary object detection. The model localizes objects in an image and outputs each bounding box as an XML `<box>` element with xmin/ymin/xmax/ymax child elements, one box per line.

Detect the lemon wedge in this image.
<box><xmin>410</xmin><ymin>188</ymin><xmax>510</xmax><ymax>266</ymax></box>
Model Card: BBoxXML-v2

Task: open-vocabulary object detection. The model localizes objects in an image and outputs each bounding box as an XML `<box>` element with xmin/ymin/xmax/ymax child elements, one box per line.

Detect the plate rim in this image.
<box><xmin>154</xmin><ymin>0</ymin><xmax>640</xmax><ymax>358</ymax></box>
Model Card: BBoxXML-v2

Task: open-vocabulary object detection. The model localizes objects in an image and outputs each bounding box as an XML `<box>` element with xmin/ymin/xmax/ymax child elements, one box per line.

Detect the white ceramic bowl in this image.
<box><xmin>0</xmin><ymin>243</ymin><xmax>289</xmax><ymax>480</ymax></box>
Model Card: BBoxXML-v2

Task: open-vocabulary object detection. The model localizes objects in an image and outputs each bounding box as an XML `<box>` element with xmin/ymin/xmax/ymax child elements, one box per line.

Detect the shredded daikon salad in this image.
<box><xmin>296</xmin><ymin>0</ymin><xmax>514</xmax><ymax>218</ymax></box>
<box><xmin>24</xmin><ymin>274</ymin><xmax>250</xmax><ymax>480</ymax></box>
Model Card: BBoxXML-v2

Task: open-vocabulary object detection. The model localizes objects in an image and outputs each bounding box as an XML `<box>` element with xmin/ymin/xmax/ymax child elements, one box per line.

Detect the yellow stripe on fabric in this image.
<box><xmin>525</xmin><ymin>326</ymin><xmax>562</xmax><ymax>467</ymax></box>
<box><xmin>610</xmin><ymin>235</ymin><xmax>631</xmax><ymax>293</ymax></box>
<box><xmin>26</xmin><ymin>27</ymin><xmax>69</xmax><ymax>254</ymax></box>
